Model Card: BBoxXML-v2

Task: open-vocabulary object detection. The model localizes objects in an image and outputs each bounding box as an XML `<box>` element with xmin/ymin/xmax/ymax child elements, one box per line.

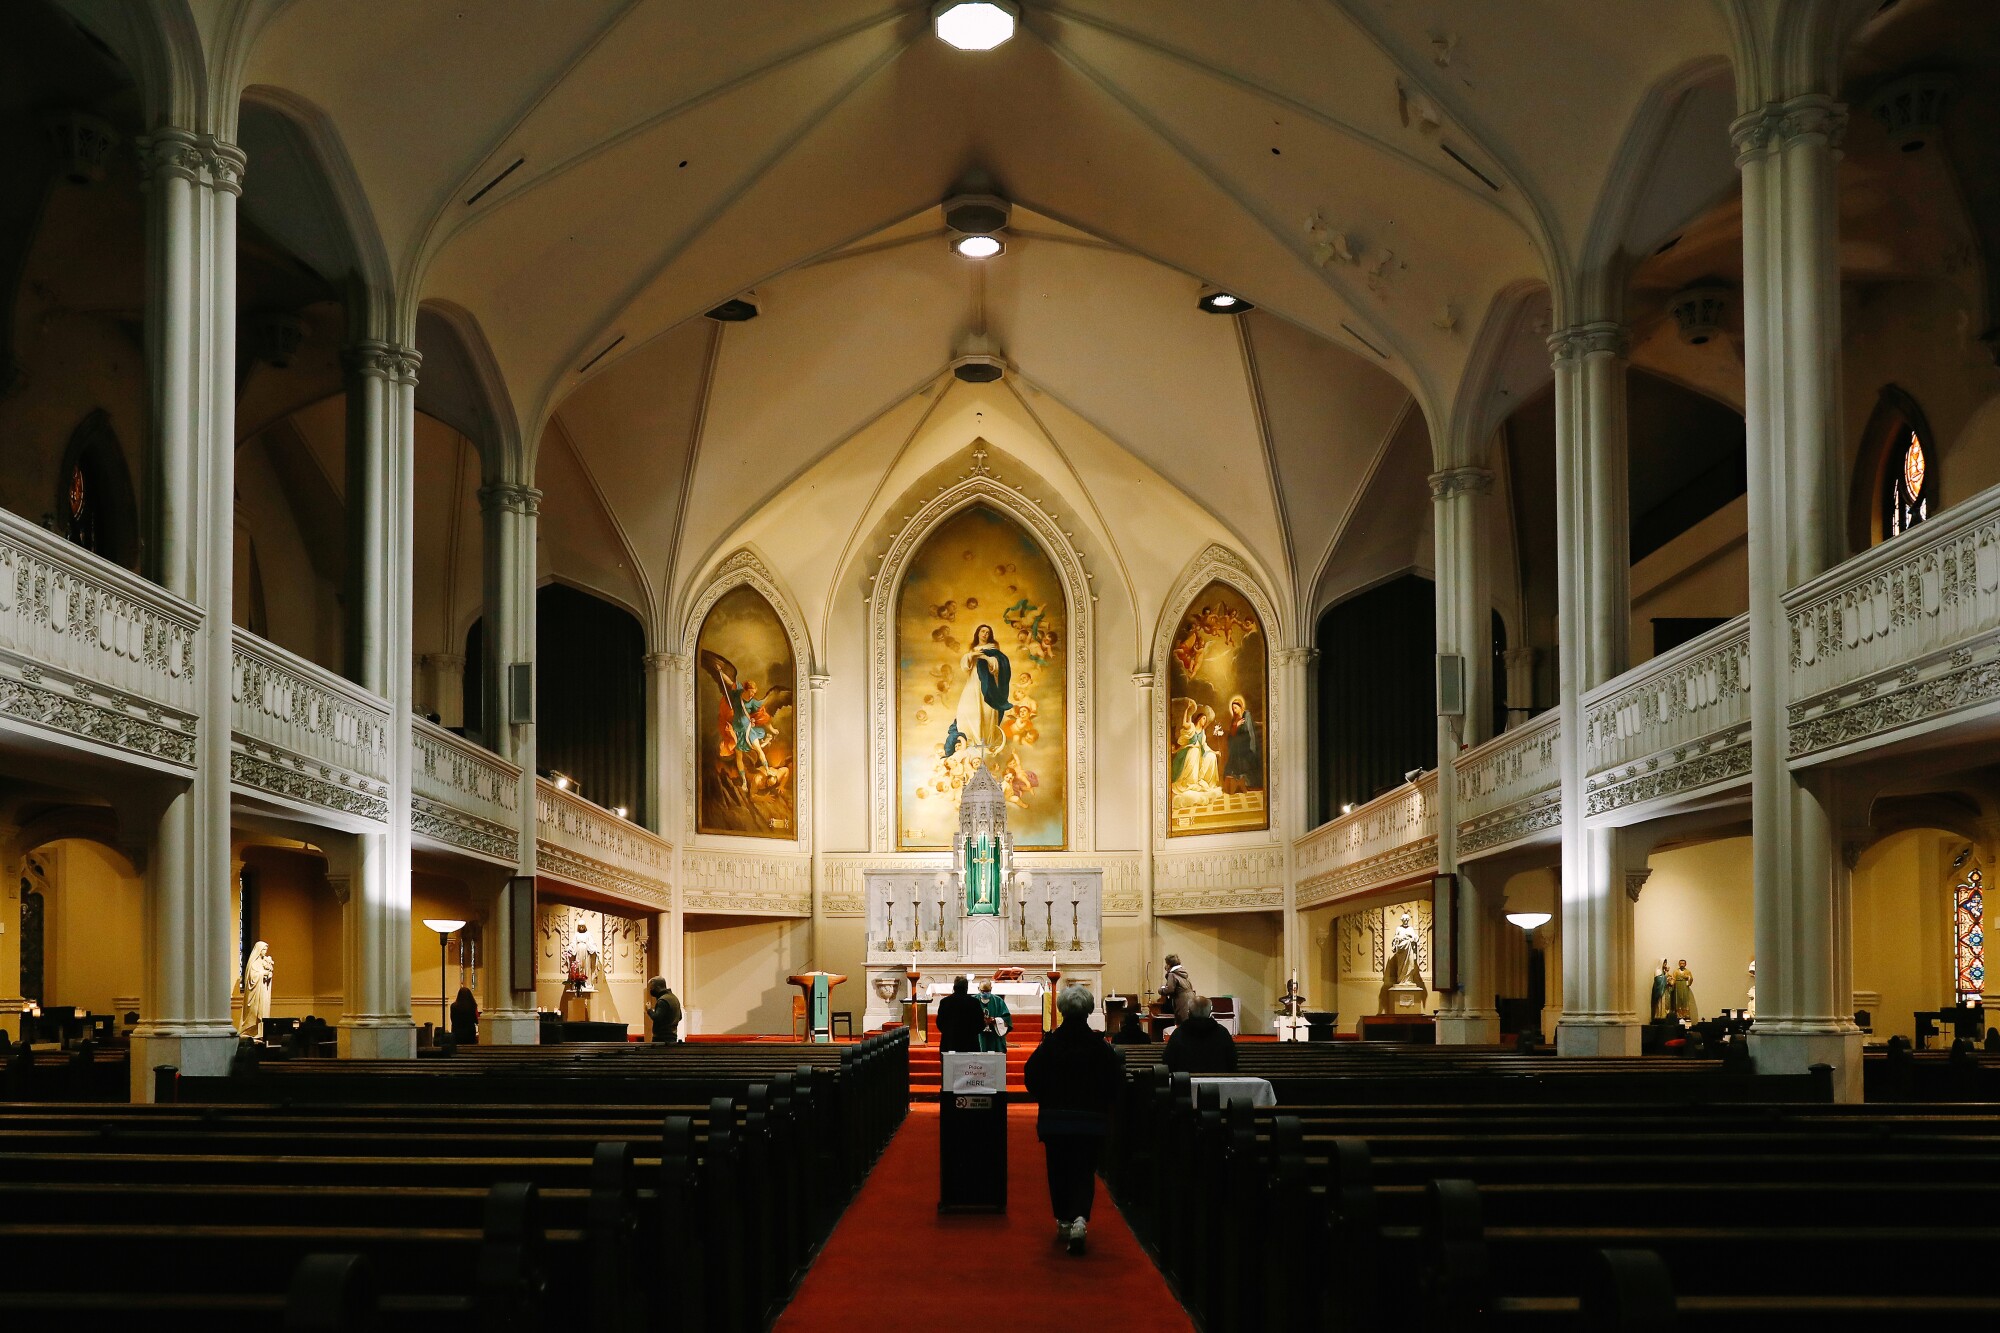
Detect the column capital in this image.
<box><xmin>1273</xmin><ymin>647</ymin><xmax>1318</xmax><ymax>668</ymax></box>
<box><xmin>346</xmin><ymin>339</ymin><xmax>422</xmax><ymax>387</ymax></box>
<box><xmin>1428</xmin><ymin>466</ymin><xmax>1495</xmax><ymax>500</ymax></box>
<box><xmin>1731</xmin><ymin>93</ymin><xmax>1847</xmax><ymax>162</ymax></box>
<box><xmin>1545</xmin><ymin>320</ymin><xmax>1629</xmax><ymax>365</ymax></box>
<box><xmin>135</xmin><ymin>130</ymin><xmax>245</xmax><ymax>195</ymax></box>
<box><xmin>643</xmin><ymin>651</ymin><xmax>680</xmax><ymax>674</ymax></box>
<box><xmin>477</xmin><ymin>482</ymin><xmax>543</xmax><ymax>516</ymax></box>
<box><xmin>1130</xmin><ymin>671</ymin><xmax>1155</xmax><ymax>691</ymax></box>
<box><xmin>807</xmin><ymin>671</ymin><xmax>831</xmax><ymax>692</ymax></box>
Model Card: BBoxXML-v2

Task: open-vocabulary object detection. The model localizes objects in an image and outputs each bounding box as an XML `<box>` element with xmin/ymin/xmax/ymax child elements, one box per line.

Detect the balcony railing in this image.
<box><xmin>1455</xmin><ymin>709</ymin><xmax>1562</xmax><ymax>855</ymax></box>
<box><xmin>1582</xmin><ymin>616</ymin><xmax>1750</xmax><ymax>818</ymax></box>
<box><xmin>536</xmin><ymin>778</ymin><xmax>673</xmax><ymax>908</ymax></box>
<box><xmin>230</xmin><ymin>629</ymin><xmax>393</xmax><ymax>822</ymax></box>
<box><xmin>1788</xmin><ymin>485</ymin><xmax>2000</xmax><ymax>763</ymax></box>
<box><xmin>0</xmin><ymin>508</ymin><xmax>199</xmax><ymax>770</ymax></box>
<box><xmin>411</xmin><ymin>718</ymin><xmax>522</xmax><ymax>863</ymax></box>
<box><xmin>1295</xmin><ymin>771</ymin><xmax>1439</xmax><ymax>909</ymax></box>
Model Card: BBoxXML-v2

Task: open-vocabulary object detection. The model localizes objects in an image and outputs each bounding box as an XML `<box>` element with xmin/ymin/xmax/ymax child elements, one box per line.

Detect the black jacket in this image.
<box><xmin>1023</xmin><ymin>1016</ymin><xmax>1121</xmax><ymax>1138</ymax></box>
<box><xmin>1163</xmin><ymin>1015</ymin><xmax>1237</xmax><ymax>1074</ymax></box>
<box><xmin>650</xmin><ymin>991</ymin><xmax>682</xmax><ymax>1043</ymax></box>
<box><xmin>936</xmin><ymin>990</ymin><xmax>985</xmax><ymax>1052</ymax></box>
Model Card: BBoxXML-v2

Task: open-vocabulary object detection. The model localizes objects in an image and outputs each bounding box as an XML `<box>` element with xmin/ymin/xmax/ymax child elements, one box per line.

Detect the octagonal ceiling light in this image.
<box><xmin>1197</xmin><ymin>285</ymin><xmax>1253</xmax><ymax>314</ymax></box>
<box><xmin>933</xmin><ymin>1</ymin><xmax>1017</xmax><ymax>51</ymax></box>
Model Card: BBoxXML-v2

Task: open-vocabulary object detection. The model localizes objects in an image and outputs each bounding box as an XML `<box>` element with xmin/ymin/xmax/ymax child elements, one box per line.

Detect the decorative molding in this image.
<box><xmin>346</xmin><ymin>340</ymin><xmax>421</xmax><ymax>387</ymax></box>
<box><xmin>1149</xmin><ymin>542</ymin><xmax>1284</xmax><ymax>849</ymax></box>
<box><xmin>1584</xmin><ymin>728</ymin><xmax>1751</xmax><ymax>817</ymax></box>
<box><xmin>477</xmin><ymin>483</ymin><xmax>542</xmax><ymax>517</ymax></box>
<box><xmin>1427</xmin><ymin>466</ymin><xmax>1494</xmax><ymax>499</ymax></box>
<box><xmin>1625</xmin><ymin>868</ymin><xmax>1653</xmax><ymax>903</ymax></box>
<box><xmin>536</xmin><ymin>778</ymin><xmax>672</xmax><ymax>911</ymax></box>
<box><xmin>1789</xmin><ymin>635</ymin><xmax>2000</xmax><ymax>761</ymax></box>
<box><xmin>138</xmin><ymin>129</ymin><xmax>243</xmax><ymax>195</ymax></box>
<box><xmin>820</xmin><ymin>850</ymin><xmax>1143</xmax><ymax>916</ymax></box>
<box><xmin>1546</xmin><ymin>320</ymin><xmax>1629</xmax><ymax>364</ymax></box>
<box><xmin>1730</xmin><ymin>93</ymin><xmax>1847</xmax><ymax>162</ymax></box>
<box><xmin>679</xmin><ymin>848</ymin><xmax>812</xmax><ymax>916</ymax></box>
<box><xmin>868</xmin><ymin>447</ymin><xmax>1094</xmax><ymax>852</ymax></box>
<box><xmin>231</xmin><ymin>747</ymin><xmax>389</xmax><ymax>822</ymax></box>
<box><xmin>534</xmin><ymin>839</ymin><xmax>669</xmax><ymax>911</ymax></box>
<box><xmin>0</xmin><ymin>672</ymin><xmax>195</xmax><ymax>767</ymax></box>
<box><xmin>1457</xmin><ymin>790</ymin><xmax>1561</xmax><ymax>855</ymax></box>
<box><xmin>1153</xmin><ymin>845</ymin><xmax>1288</xmax><ymax>914</ymax></box>
<box><xmin>679</xmin><ymin>548</ymin><xmax>813</xmax><ymax>852</ymax></box>
<box><xmin>1297</xmin><ymin>835</ymin><xmax>1439</xmax><ymax>909</ymax></box>
<box><xmin>411</xmin><ymin>796</ymin><xmax>518</xmax><ymax>862</ymax></box>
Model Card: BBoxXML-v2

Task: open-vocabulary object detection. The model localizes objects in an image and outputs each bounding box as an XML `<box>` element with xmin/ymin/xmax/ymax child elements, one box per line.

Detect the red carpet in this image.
<box><xmin>777</xmin><ymin>1104</ymin><xmax>1193</xmax><ymax>1332</ymax></box>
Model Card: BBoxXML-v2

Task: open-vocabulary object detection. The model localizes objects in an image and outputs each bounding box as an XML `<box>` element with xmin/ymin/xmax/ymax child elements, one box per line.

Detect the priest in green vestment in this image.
<box><xmin>978</xmin><ymin>980</ymin><xmax>1011</xmax><ymax>1051</ymax></box>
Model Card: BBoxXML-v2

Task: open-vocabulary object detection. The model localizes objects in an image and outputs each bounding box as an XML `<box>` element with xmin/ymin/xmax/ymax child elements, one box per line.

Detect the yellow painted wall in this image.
<box><xmin>683</xmin><ymin>915</ymin><xmax>811</xmax><ymax>1035</ymax></box>
<box><xmin>241</xmin><ymin>846</ymin><xmax>343</xmax><ymax>1020</ymax></box>
<box><xmin>38</xmin><ymin>839</ymin><xmax>143</xmax><ymax>1016</ymax></box>
<box><xmin>1633</xmin><ymin>837</ymin><xmax>1754</xmax><ymax>1022</ymax></box>
<box><xmin>1851</xmin><ymin>828</ymin><xmax>1958</xmax><ymax>1042</ymax></box>
<box><xmin>1628</xmin><ymin>496</ymin><xmax>1749</xmax><ymax>666</ymax></box>
<box><xmin>1156</xmin><ymin>910</ymin><xmax>1284</xmax><ymax>1034</ymax></box>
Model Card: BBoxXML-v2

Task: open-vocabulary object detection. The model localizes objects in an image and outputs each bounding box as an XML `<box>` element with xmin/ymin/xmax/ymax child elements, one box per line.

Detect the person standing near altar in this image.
<box><xmin>977</xmin><ymin>980</ymin><xmax>1010</xmax><ymax>1052</ymax></box>
<box><xmin>1159</xmin><ymin>955</ymin><xmax>1194</xmax><ymax>1025</ymax></box>
<box><xmin>937</xmin><ymin>975</ymin><xmax>985</xmax><ymax>1052</ymax></box>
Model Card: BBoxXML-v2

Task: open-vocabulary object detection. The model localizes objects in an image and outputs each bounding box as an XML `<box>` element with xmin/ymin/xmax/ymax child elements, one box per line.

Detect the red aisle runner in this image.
<box><xmin>776</xmin><ymin>1104</ymin><xmax>1194</xmax><ymax>1331</ymax></box>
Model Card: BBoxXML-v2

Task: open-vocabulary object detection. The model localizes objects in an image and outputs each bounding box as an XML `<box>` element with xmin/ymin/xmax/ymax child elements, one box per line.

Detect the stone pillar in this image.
<box><xmin>1132</xmin><ymin>671</ymin><xmax>1158</xmax><ymax>987</ymax></box>
<box><xmin>1431</xmin><ymin>466</ymin><xmax>1500</xmax><ymax>1044</ymax></box>
<box><xmin>418</xmin><ymin>652</ymin><xmax>466</xmax><ymax>729</ymax></box>
<box><xmin>643</xmin><ymin>652</ymin><xmax>674</xmax><ymax>835</ymax></box>
<box><xmin>1735</xmin><ymin>93</ymin><xmax>1863</xmax><ymax>1099</ymax></box>
<box><xmin>805</xmin><ymin>668</ymin><xmax>827</xmax><ymax>967</ymax></box>
<box><xmin>0</xmin><ymin>822</ymin><xmax>23</xmax><ymax>1041</ymax></box>
<box><xmin>478</xmin><ymin>481</ymin><xmax>543</xmax><ymax>1044</ymax></box>
<box><xmin>1501</xmin><ymin>647</ymin><xmax>1537</xmax><ymax>732</ymax></box>
<box><xmin>337</xmin><ymin>341</ymin><xmax>422</xmax><ymax>1059</ymax></box>
<box><xmin>1274</xmin><ymin>647</ymin><xmax>1317</xmax><ymax>985</ymax></box>
<box><xmin>131</xmin><ymin>129</ymin><xmax>244</xmax><ymax>1098</ymax></box>
<box><xmin>1548</xmin><ymin>321</ymin><xmax>1642</xmax><ymax>1057</ymax></box>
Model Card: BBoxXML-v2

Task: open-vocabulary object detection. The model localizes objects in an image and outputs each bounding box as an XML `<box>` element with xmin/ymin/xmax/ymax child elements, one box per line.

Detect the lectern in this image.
<box><xmin>786</xmin><ymin>971</ymin><xmax>848</xmax><ymax>1043</ymax></box>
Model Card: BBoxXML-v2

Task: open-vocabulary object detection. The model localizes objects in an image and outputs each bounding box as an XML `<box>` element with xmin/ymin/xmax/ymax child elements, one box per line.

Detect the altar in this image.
<box><xmin>861</xmin><ymin>767</ymin><xmax>1104</xmax><ymax>1033</ymax></box>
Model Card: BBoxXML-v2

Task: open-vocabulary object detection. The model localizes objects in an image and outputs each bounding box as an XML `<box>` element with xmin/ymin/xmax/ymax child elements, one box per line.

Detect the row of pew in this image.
<box><xmin>0</xmin><ymin>1030</ymin><xmax>909</xmax><ymax>1330</ymax></box>
<box><xmin>1110</xmin><ymin>1042</ymin><xmax>2000</xmax><ymax>1331</ymax></box>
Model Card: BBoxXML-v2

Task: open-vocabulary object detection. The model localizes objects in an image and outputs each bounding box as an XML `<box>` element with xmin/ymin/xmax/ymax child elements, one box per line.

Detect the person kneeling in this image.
<box><xmin>1163</xmin><ymin>995</ymin><xmax>1236</xmax><ymax>1074</ymax></box>
<box><xmin>1023</xmin><ymin>984</ymin><xmax>1119</xmax><ymax>1256</ymax></box>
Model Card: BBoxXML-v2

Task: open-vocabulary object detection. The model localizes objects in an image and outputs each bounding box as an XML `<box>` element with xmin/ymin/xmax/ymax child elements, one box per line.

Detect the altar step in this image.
<box><xmin>907</xmin><ymin>1048</ymin><xmax>1036</xmax><ymax>1095</ymax></box>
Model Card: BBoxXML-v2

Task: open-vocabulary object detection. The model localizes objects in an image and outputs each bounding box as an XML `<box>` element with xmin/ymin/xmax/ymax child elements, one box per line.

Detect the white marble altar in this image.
<box><xmin>861</xmin><ymin>767</ymin><xmax>1103</xmax><ymax>1032</ymax></box>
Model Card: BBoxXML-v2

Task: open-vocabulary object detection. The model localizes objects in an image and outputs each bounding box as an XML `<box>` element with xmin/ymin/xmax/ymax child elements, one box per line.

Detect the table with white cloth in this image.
<box><xmin>1189</xmin><ymin>1075</ymin><xmax>1278</xmax><ymax>1107</ymax></box>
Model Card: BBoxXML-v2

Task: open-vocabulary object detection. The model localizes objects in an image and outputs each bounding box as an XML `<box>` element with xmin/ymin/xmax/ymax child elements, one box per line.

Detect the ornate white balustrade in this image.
<box><xmin>230</xmin><ymin>629</ymin><xmax>392</xmax><ymax>822</ymax></box>
<box><xmin>411</xmin><ymin>718</ymin><xmax>521</xmax><ymax>863</ymax></box>
<box><xmin>1295</xmin><ymin>771</ymin><xmax>1439</xmax><ymax>909</ymax></box>
<box><xmin>1582</xmin><ymin>618</ymin><xmax>1750</xmax><ymax>819</ymax></box>
<box><xmin>1788</xmin><ymin>486</ymin><xmax>2000</xmax><ymax>763</ymax></box>
<box><xmin>1455</xmin><ymin>710</ymin><xmax>1562</xmax><ymax>856</ymax></box>
<box><xmin>536</xmin><ymin>778</ymin><xmax>672</xmax><ymax>909</ymax></box>
<box><xmin>0</xmin><ymin>508</ymin><xmax>200</xmax><ymax>771</ymax></box>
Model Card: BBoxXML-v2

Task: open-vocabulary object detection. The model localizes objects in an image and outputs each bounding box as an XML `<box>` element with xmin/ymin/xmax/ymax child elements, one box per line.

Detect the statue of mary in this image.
<box><xmin>238</xmin><ymin>940</ymin><xmax>274</xmax><ymax>1038</ymax></box>
<box><xmin>948</xmin><ymin>624</ymin><xmax>1011</xmax><ymax>759</ymax></box>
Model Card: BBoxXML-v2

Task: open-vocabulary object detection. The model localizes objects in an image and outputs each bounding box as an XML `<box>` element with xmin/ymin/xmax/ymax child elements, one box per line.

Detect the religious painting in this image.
<box><xmin>896</xmin><ymin>503</ymin><xmax>1067</xmax><ymax>849</ymax></box>
<box><xmin>695</xmin><ymin>584</ymin><xmax>797</xmax><ymax>838</ymax></box>
<box><xmin>1166</xmin><ymin>579</ymin><xmax>1268</xmax><ymax>836</ymax></box>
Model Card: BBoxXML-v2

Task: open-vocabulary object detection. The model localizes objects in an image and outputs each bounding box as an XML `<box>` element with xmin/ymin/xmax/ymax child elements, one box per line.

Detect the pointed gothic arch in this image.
<box><xmin>868</xmin><ymin>460</ymin><xmax>1093</xmax><ymax>853</ymax></box>
<box><xmin>681</xmin><ymin>549</ymin><xmax>814</xmax><ymax>848</ymax></box>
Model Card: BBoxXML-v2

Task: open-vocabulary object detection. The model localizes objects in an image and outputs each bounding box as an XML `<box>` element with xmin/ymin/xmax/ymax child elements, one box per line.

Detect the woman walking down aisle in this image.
<box><xmin>1023</xmin><ymin>985</ymin><xmax>1121</xmax><ymax>1254</ymax></box>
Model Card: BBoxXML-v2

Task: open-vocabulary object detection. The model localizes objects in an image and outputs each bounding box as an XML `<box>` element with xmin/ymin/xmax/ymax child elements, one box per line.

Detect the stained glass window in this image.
<box><xmin>1954</xmin><ymin>862</ymin><xmax>1985</xmax><ymax>1006</ymax></box>
<box><xmin>1886</xmin><ymin>428</ymin><xmax>1930</xmax><ymax>538</ymax></box>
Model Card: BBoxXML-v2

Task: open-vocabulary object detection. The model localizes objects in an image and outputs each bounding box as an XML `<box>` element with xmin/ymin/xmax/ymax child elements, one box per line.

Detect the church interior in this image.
<box><xmin>6</xmin><ymin>0</ymin><xmax>2000</xmax><ymax>1325</ymax></box>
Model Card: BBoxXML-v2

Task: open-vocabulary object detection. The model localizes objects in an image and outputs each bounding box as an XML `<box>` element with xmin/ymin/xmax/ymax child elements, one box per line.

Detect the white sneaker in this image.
<box><xmin>1066</xmin><ymin>1215</ymin><xmax>1087</xmax><ymax>1255</ymax></box>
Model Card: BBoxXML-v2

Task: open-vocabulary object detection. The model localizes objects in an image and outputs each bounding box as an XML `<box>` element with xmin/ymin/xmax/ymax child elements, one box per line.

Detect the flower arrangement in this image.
<box><xmin>562</xmin><ymin>949</ymin><xmax>589</xmax><ymax>992</ymax></box>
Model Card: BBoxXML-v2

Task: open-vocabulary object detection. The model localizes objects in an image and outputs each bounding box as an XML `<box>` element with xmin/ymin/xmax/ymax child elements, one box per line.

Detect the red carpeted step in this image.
<box><xmin>776</xmin><ymin>1105</ymin><xmax>1193</xmax><ymax>1331</ymax></box>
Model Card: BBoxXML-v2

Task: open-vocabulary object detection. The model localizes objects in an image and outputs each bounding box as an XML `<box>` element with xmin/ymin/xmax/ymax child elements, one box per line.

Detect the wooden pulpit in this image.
<box><xmin>787</xmin><ymin>971</ymin><xmax>847</xmax><ymax>1044</ymax></box>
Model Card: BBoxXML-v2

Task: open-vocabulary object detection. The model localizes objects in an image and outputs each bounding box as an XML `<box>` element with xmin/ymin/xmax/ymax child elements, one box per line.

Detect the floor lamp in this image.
<box><xmin>423</xmin><ymin>918</ymin><xmax>468</xmax><ymax>1043</ymax></box>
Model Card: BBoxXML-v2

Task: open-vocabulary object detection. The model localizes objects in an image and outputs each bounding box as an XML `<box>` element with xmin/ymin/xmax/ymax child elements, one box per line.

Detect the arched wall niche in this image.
<box><xmin>867</xmin><ymin>451</ymin><xmax>1094</xmax><ymax>854</ymax></box>
<box><xmin>680</xmin><ymin>548</ymin><xmax>814</xmax><ymax>851</ymax></box>
<box><xmin>1150</xmin><ymin>543</ymin><xmax>1283</xmax><ymax>849</ymax></box>
<box><xmin>1849</xmin><ymin>384</ymin><xmax>1938</xmax><ymax>554</ymax></box>
<box><xmin>54</xmin><ymin>408</ymin><xmax>141</xmax><ymax>569</ymax></box>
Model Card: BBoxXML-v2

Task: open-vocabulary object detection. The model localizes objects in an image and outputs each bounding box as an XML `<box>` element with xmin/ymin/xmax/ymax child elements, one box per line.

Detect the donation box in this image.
<box><xmin>938</xmin><ymin>1052</ymin><xmax>1007</xmax><ymax>1213</ymax></box>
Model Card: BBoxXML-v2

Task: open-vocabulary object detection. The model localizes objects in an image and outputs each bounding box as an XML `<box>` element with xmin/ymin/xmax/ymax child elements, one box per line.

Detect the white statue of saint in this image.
<box><xmin>238</xmin><ymin>940</ymin><xmax>274</xmax><ymax>1037</ymax></box>
<box><xmin>1384</xmin><ymin>912</ymin><xmax>1424</xmax><ymax>988</ymax></box>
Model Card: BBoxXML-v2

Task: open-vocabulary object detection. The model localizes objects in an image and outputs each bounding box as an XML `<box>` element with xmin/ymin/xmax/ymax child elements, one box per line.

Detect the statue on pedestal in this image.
<box><xmin>1650</xmin><ymin>958</ymin><xmax>1673</xmax><ymax>1021</ymax></box>
<box><xmin>1381</xmin><ymin>912</ymin><xmax>1427</xmax><ymax>1014</ymax></box>
<box><xmin>238</xmin><ymin>940</ymin><xmax>273</xmax><ymax>1038</ymax></box>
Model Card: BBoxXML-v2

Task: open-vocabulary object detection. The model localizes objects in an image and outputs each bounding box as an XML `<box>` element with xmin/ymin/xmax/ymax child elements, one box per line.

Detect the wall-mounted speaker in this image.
<box><xmin>508</xmin><ymin>874</ymin><xmax>534</xmax><ymax>993</ymax></box>
<box><xmin>1436</xmin><ymin>654</ymin><xmax>1465</xmax><ymax>717</ymax></box>
<box><xmin>508</xmin><ymin>662</ymin><xmax>534</xmax><ymax>725</ymax></box>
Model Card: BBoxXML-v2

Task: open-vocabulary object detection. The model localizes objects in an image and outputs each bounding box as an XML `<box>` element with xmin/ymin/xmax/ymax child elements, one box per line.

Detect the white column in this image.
<box><xmin>1132</xmin><ymin>671</ymin><xmax>1158</xmax><ymax>990</ymax></box>
<box><xmin>805</xmin><ymin>669</ymin><xmax>828</xmax><ymax>967</ymax></box>
<box><xmin>1736</xmin><ymin>93</ymin><xmax>1863</xmax><ymax>1099</ymax></box>
<box><xmin>1549</xmin><ymin>321</ymin><xmax>1643</xmax><ymax>1057</ymax></box>
<box><xmin>1274</xmin><ymin>647</ymin><xmax>1316</xmax><ymax>985</ymax></box>
<box><xmin>643</xmin><ymin>652</ymin><xmax>674</xmax><ymax>834</ymax></box>
<box><xmin>478</xmin><ymin>481</ymin><xmax>543</xmax><ymax>1044</ymax></box>
<box><xmin>131</xmin><ymin>129</ymin><xmax>244</xmax><ymax>1098</ymax></box>
<box><xmin>1432</xmin><ymin>466</ymin><xmax>1499</xmax><ymax>1044</ymax></box>
<box><xmin>0</xmin><ymin>822</ymin><xmax>23</xmax><ymax>1041</ymax></box>
<box><xmin>337</xmin><ymin>341</ymin><xmax>422</xmax><ymax>1059</ymax></box>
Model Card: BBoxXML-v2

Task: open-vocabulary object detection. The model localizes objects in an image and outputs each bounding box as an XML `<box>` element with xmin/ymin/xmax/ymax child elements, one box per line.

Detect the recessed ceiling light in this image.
<box><xmin>953</xmin><ymin>233</ymin><xmax>1004</xmax><ymax>259</ymax></box>
<box><xmin>1197</xmin><ymin>286</ymin><xmax>1253</xmax><ymax>314</ymax></box>
<box><xmin>933</xmin><ymin>1</ymin><xmax>1017</xmax><ymax>51</ymax></box>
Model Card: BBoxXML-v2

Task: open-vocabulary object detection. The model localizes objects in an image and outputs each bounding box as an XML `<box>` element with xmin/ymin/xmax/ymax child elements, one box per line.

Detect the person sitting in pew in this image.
<box><xmin>1111</xmin><ymin>1007</ymin><xmax>1152</xmax><ymax>1045</ymax></box>
<box><xmin>1163</xmin><ymin>996</ymin><xmax>1236</xmax><ymax>1074</ymax></box>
